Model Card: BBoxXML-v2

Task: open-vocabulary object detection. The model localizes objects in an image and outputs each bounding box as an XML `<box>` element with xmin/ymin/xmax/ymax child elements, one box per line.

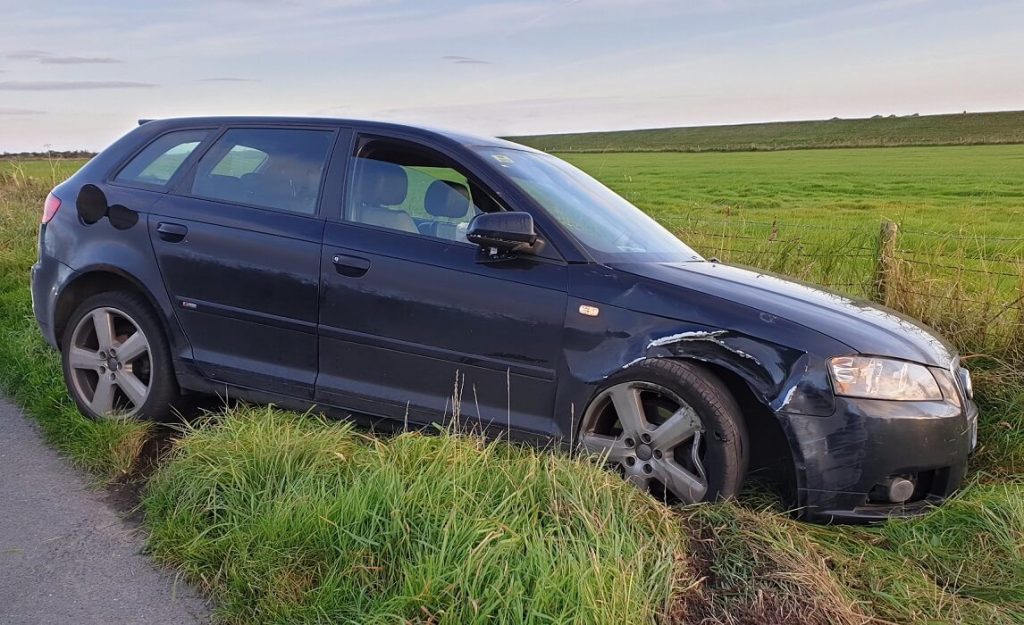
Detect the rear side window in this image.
<box><xmin>190</xmin><ymin>128</ymin><xmax>333</xmax><ymax>215</ymax></box>
<box><xmin>114</xmin><ymin>129</ymin><xmax>210</xmax><ymax>187</ymax></box>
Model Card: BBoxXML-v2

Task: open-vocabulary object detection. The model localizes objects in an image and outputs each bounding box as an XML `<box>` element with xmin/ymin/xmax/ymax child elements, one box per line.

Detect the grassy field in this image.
<box><xmin>559</xmin><ymin>145</ymin><xmax>1024</xmax><ymax>229</ymax></box>
<box><xmin>510</xmin><ymin>110</ymin><xmax>1024</xmax><ymax>153</ymax></box>
<box><xmin>1</xmin><ymin>147</ymin><xmax>1023</xmax><ymax>623</ymax></box>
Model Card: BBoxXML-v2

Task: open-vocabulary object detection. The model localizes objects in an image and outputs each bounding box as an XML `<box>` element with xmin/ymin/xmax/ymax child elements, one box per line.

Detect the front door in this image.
<box><xmin>316</xmin><ymin>135</ymin><xmax>568</xmax><ymax>436</ymax></box>
<box><xmin>149</xmin><ymin>126</ymin><xmax>338</xmax><ymax>398</ymax></box>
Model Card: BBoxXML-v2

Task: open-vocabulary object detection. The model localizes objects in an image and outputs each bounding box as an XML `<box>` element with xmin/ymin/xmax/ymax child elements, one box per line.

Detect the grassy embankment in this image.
<box><xmin>510</xmin><ymin>110</ymin><xmax>1024</xmax><ymax>153</ymax></box>
<box><xmin>1</xmin><ymin>149</ymin><xmax>1022</xmax><ymax>624</ymax></box>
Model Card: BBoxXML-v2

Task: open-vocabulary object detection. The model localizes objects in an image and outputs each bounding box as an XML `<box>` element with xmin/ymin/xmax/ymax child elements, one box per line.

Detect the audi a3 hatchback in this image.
<box><xmin>31</xmin><ymin>117</ymin><xmax>978</xmax><ymax>522</ymax></box>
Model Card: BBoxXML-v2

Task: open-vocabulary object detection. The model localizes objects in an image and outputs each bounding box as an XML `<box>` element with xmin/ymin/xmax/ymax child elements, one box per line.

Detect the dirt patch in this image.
<box><xmin>668</xmin><ymin>508</ymin><xmax>869</xmax><ymax>625</ymax></box>
<box><xmin>102</xmin><ymin>424</ymin><xmax>179</xmax><ymax>525</ymax></box>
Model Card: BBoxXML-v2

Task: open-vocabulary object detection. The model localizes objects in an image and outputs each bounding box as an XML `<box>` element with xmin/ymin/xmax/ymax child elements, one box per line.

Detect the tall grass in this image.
<box><xmin>0</xmin><ymin>175</ymin><xmax>150</xmax><ymax>477</ymax></box>
<box><xmin>144</xmin><ymin>408</ymin><xmax>685</xmax><ymax>624</ymax></box>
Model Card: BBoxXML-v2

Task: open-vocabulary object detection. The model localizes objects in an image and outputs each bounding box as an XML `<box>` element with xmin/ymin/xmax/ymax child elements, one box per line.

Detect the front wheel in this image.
<box><xmin>61</xmin><ymin>291</ymin><xmax>180</xmax><ymax>421</ymax></box>
<box><xmin>578</xmin><ymin>359</ymin><xmax>748</xmax><ymax>504</ymax></box>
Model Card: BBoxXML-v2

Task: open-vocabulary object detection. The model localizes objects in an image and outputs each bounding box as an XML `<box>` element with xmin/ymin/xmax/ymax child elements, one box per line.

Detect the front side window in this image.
<box><xmin>114</xmin><ymin>129</ymin><xmax>210</xmax><ymax>187</ymax></box>
<box><xmin>190</xmin><ymin>128</ymin><xmax>333</xmax><ymax>215</ymax></box>
<box><xmin>475</xmin><ymin>147</ymin><xmax>702</xmax><ymax>263</ymax></box>
<box><xmin>345</xmin><ymin>139</ymin><xmax>488</xmax><ymax>242</ymax></box>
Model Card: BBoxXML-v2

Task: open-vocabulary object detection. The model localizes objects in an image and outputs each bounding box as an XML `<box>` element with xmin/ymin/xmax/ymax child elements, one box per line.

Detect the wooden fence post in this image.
<box><xmin>874</xmin><ymin>220</ymin><xmax>899</xmax><ymax>305</ymax></box>
<box><xmin>1014</xmin><ymin>277</ymin><xmax>1024</xmax><ymax>357</ymax></box>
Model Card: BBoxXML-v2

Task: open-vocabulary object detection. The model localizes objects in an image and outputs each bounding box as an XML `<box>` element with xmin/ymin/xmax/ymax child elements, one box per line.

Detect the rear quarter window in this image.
<box><xmin>114</xmin><ymin>129</ymin><xmax>211</xmax><ymax>187</ymax></box>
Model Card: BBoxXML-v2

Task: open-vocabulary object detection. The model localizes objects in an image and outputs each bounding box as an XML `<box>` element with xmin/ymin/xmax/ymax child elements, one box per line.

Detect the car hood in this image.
<box><xmin>611</xmin><ymin>261</ymin><xmax>956</xmax><ymax>367</ymax></box>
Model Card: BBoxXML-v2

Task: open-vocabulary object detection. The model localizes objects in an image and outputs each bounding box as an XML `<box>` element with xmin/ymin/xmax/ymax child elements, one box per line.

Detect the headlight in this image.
<box><xmin>957</xmin><ymin>366</ymin><xmax>974</xmax><ymax>400</ymax></box>
<box><xmin>828</xmin><ymin>356</ymin><xmax>942</xmax><ymax>401</ymax></box>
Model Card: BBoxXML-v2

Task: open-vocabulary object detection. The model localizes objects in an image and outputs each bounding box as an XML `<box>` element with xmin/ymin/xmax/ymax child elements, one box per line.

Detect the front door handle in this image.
<box><xmin>332</xmin><ymin>253</ymin><xmax>370</xmax><ymax>277</ymax></box>
<box><xmin>156</xmin><ymin>222</ymin><xmax>188</xmax><ymax>243</ymax></box>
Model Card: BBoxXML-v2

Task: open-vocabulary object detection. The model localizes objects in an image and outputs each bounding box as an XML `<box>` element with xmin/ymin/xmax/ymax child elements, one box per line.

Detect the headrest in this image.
<box><xmin>353</xmin><ymin>158</ymin><xmax>407</xmax><ymax>206</ymax></box>
<box><xmin>424</xmin><ymin>179</ymin><xmax>470</xmax><ymax>218</ymax></box>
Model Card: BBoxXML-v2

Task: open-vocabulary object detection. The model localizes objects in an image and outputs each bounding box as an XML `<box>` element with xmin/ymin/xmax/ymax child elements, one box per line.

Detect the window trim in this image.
<box><xmin>169</xmin><ymin>124</ymin><xmax>342</xmax><ymax>218</ymax></box>
<box><xmin>106</xmin><ymin>126</ymin><xmax>217</xmax><ymax>193</ymax></box>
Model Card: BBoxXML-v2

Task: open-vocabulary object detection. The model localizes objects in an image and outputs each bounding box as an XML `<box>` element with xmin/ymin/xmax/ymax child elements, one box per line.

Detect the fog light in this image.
<box><xmin>885</xmin><ymin>477</ymin><xmax>915</xmax><ymax>503</ymax></box>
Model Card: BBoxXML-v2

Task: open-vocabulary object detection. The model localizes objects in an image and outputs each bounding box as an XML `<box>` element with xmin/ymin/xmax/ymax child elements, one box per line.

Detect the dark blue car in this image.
<box><xmin>31</xmin><ymin>117</ymin><xmax>977</xmax><ymax>522</ymax></box>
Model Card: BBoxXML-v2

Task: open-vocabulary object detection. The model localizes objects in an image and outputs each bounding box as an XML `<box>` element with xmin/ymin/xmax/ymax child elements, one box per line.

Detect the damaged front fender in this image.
<box><xmin>642</xmin><ymin>328</ymin><xmax>834</xmax><ymax>417</ymax></box>
<box><xmin>556</xmin><ymin>264</ymin><xmax>848</xmax><ymax>435</ymax></box>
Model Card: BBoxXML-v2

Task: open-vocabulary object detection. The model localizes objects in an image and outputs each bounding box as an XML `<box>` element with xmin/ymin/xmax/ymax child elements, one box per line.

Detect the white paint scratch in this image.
<box><xmin>647</xmin><ymin>330</ymin><xmax>725</xmax><ymax>349</ymax></box>
<box><xmin>621</xmin><ymin>356</ymin><xmax>646</xmax><ymax>369</ymax></box>
<box><xmin>779</xmin><ymin>386</ymin><xmax>797</xmax><ymax>409</ymax></box>
<box><xmin>731</xmin><ymin>349</ymin><xmax>763</xmax><ymax>367</ymax></box>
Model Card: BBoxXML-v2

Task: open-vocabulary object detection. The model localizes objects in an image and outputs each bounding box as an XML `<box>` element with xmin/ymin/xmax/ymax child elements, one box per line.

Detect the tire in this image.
<box><xmin>578</xmin><ymin>359</ymin><xmax>748</xmax><ymax>503</ymax></box>
<box><xmin>61</xmin><ymin>291</ymin><xmax>180</xmax><ymax>422</ymax></box>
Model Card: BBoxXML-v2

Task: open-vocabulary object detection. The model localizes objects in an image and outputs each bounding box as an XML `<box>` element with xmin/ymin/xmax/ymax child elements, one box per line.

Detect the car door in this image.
<box><xmin>316</xmin><ymin>133</ymin><xmax>568</xmax><ymax>437</ymax></box>
<box><xmin>148</xmin><ymin>125</ymin><xmax>341</xmax><ymax>399</ymax></box>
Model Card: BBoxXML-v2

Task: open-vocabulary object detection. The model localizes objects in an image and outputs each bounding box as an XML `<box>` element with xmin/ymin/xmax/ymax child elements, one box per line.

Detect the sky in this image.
<box><xmin>0</xmin><ymin>0</ymin><xmax>1022</xmax><ymax>152</ymax></box>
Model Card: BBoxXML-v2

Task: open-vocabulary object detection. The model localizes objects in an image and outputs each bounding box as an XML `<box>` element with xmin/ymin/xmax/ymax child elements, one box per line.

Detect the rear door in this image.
<box><xmin>148</xmin><ymin>125</ymin><xmax>341</xmax><ymax>399</ymax></box>
<box><xmin>316</xmin><ymin>134</ymin><xmax>568</xmax><ymax>436</ymax></box>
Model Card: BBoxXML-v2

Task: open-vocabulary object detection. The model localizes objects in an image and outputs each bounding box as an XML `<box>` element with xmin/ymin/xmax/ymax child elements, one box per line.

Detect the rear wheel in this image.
<box><xmin>61</xmin><ymin>291</ymin><xmax>180</xmax><ymax>421</ymax></box>
<box><xmin>579</xmin><ymin>359</ymin><xmax>747</xmax><ymax>503</ymax></box>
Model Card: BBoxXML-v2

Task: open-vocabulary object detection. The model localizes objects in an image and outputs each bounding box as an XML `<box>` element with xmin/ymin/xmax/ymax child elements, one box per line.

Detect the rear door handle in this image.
<box><xmin>332</xmin><ymin>253</ymin><xmax>370</xmax><ymax>277</ymax></box>
<box><xmin>156</xmin><ymin>222</ymin><xmax>188</xmax><ymax>243</ymax></box>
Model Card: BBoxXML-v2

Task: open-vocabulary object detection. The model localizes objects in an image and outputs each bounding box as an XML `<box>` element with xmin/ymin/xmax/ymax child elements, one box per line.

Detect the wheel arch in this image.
<box><xmin>54</xmin><ymin>266</ymin><xmax>172</xmax><ymax>351</ymax></box>
<box><xmin>665</xmin><ymin>357</ymin><xmax>799</xmax><ymax>508</ymax></box>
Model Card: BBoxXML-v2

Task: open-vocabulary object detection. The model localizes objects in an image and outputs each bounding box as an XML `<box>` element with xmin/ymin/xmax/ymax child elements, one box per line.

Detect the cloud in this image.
<box><xmin>200</xmin><ymin>76</ymin><xmax>261</xmax><ymax>82</ymax></box>
<box><xmin>40</xmin><ymin>56</ymin><xmax>122</xmax><ymax>65</ymax></box>
<box><xmin>441</xmin><ymin>55</ymin><xmax>492</xmax><ymax>65</ymax></box>
<box><xmin>0</xmin><ymin>107</ymin><xmax>45</xmax><ymax>115</ymax></box>
<box><xmin>5</xmin><ymin>50</ymin><xmax>121</xmax><ymax>64</ymax></box>
<box><xmin>0</xmin><ymin>81</ymin><xmax>158</xmax><ymax>91</ymax></box>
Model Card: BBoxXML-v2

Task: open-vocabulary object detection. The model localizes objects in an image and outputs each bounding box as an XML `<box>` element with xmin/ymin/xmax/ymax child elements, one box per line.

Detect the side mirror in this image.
<box><xmin>467</xmin><ymin>212</ymin><xmax>541</xmax><ymax>259</ymax></box>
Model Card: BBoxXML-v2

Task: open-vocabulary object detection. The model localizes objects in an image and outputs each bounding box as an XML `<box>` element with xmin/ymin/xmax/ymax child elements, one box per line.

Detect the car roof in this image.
<box><xmin>139</xmin><ymin>116</ymin><xmax>538</xmax><ymax>153</ymax></box>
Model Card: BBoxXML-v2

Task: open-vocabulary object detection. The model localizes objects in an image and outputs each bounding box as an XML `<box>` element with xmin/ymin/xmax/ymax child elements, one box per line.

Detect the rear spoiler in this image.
<box><xmin>138</xmin><ymin>119</ymin><xmax>155</xmax><ymax>125</ymax></box>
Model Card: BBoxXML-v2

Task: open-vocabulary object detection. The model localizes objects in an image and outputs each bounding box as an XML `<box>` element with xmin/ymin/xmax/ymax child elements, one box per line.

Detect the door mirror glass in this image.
<box><xmin>467</xmin><ymin>212</ymin><xmax>541</xmax><ymax>259</ymax></box>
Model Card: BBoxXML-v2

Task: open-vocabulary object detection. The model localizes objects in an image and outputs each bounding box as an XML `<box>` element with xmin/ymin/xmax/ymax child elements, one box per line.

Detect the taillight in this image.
<box><xmin>42</xmin><ymin>192</ymin><xmax>61</xmax><ymax>224</ymax></box>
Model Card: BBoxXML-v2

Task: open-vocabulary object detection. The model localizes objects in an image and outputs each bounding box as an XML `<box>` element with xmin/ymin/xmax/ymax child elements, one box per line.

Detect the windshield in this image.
<box><xmin>476</xmin><ymin>147</ymin><xmax>702</xmax><ymax>263</ymax></box>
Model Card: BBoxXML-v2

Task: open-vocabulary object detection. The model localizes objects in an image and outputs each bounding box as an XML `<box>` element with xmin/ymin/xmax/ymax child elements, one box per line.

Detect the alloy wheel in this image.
<box><xmin>67</xmin><ymin>306</ymin><xmax>152</xmax><ymax>419</ymax></box>
<box><xmin>580</xmin><ymin>381</ymin><xmax>708</xmax><ymax>503</ymax></box>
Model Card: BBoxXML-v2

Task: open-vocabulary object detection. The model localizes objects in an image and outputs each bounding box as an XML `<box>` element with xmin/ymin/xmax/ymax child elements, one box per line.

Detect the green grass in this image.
<box><xmin>2</xmin><ymin>155</ymin><xmax>1024</xmax><ymax>624</ymax></box>
<box><xmin>510</xmin><ymin>110</ymin><xmax>1024</xmax><ymax>153</ymax></box>
<box><xmin>144</xmin><ymin>408</ymin><xmax>684</xmax><ymax>624</ymax></box>
<box><xmin>0</xmin><ymin>174</ymin><xmax>150</xmax><ymax>478</ymax></box>
<box><xmin>1</xmin><ymin>158</ymin><xmax>87</xmax><ymax>187</ymax></box>
<box><xmin>684</xmin><ymin>485</ymin><xmax>1024</xmax><ymax>625</ymax></box>
<box><xmin>558</xmin><ymin>145</ymin><xmax>1024</xmax><ymax>229</ymax></box>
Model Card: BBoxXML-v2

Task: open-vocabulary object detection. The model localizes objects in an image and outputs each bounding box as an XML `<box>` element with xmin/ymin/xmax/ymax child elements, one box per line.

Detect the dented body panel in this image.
<box><xmin>554</xmin><ymin>260</ymin><xmax>975</xmax><ymax>521</ymax></box>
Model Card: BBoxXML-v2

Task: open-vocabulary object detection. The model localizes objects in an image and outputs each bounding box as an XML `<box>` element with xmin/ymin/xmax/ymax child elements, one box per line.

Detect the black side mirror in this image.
<box><xmin>467</xmin><ymin>212</ymin><xmax>541</xmax><ymax>260</ymax></box>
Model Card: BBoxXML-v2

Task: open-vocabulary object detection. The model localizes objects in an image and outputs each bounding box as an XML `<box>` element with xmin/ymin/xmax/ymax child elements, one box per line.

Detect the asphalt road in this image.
<box><xmin>0</xmin><ymin>396</ymin><xmax>210</xmax><ymax>625</ymax></box>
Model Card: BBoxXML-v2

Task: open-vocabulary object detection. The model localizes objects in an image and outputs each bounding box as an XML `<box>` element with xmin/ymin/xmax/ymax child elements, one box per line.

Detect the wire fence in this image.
<box><xmin>660</xmin><ymin>214</ymin><xmax>1024</xmax><ymax>242</ymax></box>
<box><xmin>657</xmin><ymin>216</ymin><xmax>1024</xmax><ymax>324</ymax></box>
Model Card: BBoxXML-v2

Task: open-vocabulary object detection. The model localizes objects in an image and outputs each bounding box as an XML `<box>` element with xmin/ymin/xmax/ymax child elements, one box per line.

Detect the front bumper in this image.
<box><xmin>782</xmin><ymin>394</ymin><xmax>977</xmax><ymax>523</ymax></box>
